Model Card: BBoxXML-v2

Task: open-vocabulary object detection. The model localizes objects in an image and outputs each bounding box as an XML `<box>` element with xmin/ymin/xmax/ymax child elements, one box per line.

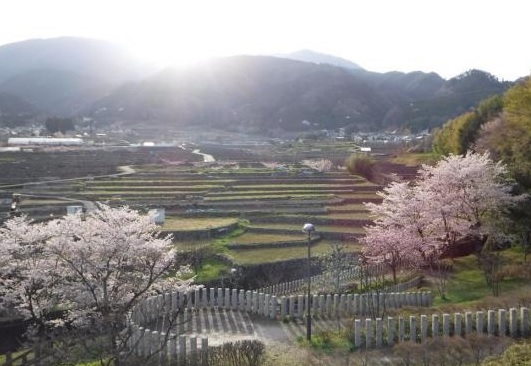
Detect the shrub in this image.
<box><xmin>481</xmin><ymin>341</ymin><xmax>531</xmax><ymax>365</ymax></box>
<box><xmin>208</xmin><ymin>339</ymin><xmax>265</xmax><ymax>366</ymax></box>
<box><xmin>345</xmin><ymin>154</ymin><xmax>376</xmax><ymax>181</ymax></box>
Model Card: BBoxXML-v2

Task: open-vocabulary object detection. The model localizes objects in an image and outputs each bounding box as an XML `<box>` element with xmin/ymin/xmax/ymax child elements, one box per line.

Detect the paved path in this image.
<box><xmin>148</xmin><ymin>308</ymin><xmax>352</xmax><ymax>346</ymax></box>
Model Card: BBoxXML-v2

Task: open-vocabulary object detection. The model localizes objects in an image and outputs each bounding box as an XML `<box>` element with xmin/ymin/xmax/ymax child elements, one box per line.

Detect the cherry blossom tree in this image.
<box><xmin>0</xmin><ymin>204</ymin><xmax>192</xmax><ymax>365</ymax></box>
<box><xmin>301</xmin><ymin>158</ymin><xmax>333</xmax><ymax>172</ymax></box>
<box><xmin>362</xmin><ymin>152</ymin><xmax>522</xmax><ymax>296</ymax></box>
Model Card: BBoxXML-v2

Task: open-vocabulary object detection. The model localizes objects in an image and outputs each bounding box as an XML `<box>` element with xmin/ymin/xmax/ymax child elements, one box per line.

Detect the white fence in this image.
<box><xmin>351</xmin><ymin>307</ymin><xmax>530</xmax><ymax>348</ymax></box>
<box><xmin>256</xmin><ymin>263</ymin><xmax>387</xmax><ymax>296</ymax></box>
<box><xmin>130</xmin><ymin>287</ymin><xmax>432</xmax><ymax>325</ymax></box>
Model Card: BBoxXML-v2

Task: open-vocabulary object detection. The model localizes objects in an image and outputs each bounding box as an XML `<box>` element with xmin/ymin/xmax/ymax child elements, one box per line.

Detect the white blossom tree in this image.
<box><xmin>301</xmin><ymin>158</ymin><xmax>333</xmax><ymax>172</ymax></box>
<box><xmin>0</xmin><ymin>204</ymin><xmax>192</xmax><ymax>365</ymax></box>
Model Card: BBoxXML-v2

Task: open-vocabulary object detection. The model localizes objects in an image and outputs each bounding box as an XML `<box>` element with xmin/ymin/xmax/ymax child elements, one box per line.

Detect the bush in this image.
<box><xmin>208</xmin><ymin>339</ymin><xmax>265</xmax><ymax>366</ymax></box>
<box><xmin>481</xmin><ymin>341</ymin><xmax>531</xmax><ymax>366</ymax></box>
<box><xmin>345</xmin><ymin>154</ymin><xmax>376</xmax><ymax>181</ymax></box>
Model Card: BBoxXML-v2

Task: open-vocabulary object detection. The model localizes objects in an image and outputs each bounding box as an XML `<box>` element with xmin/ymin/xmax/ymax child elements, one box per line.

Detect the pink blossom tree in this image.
<box><xmin>0</xmin><ymin>204</ymin><xmax>192</xmax><ymax>365</ymax></box>
<box><xmin>301</xmin><ymin>158</ymin><xmax>333</xmax><ymax>172</ymax></box>
<box><xmin>362</xmin><ymin>152</ymin><xmax>522</xmax><ymax>294</ymax></box>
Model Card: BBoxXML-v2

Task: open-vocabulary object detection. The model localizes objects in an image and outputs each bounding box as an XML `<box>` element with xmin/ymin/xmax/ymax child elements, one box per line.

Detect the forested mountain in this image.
<box><xmin>275</xmin><ymin>49</ymin><xmax>364</xmax><ymax>70</ymax></box>
<box><xmin>0</xmin><ymin>92</ymin><xmax>37</xmax><ymax>126</ymax></box>
<box><xmin>91</xmin><ymin>56</ymin><xmax>511</xmax><ymax>133</ymax></box>
<box><xmin>0</xmin><ymin>37</ymin><xmax>515</xmax><ymax>133</ymax></box>
<box><xmin>0</xmin><ymin>37</ymin><xmax>152</xmax><ymax>116</ymax></box>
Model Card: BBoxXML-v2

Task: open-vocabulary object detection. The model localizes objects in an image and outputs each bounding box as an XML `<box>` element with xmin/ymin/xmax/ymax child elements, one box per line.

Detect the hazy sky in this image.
<box><xmin>1</xmin><ymin>0</ymin><xmax>529</xmax><ymax>81</ymax></box>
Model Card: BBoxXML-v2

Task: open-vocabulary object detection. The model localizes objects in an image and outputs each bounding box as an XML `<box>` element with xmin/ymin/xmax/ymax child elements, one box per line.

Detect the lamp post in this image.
<box><xmin>302</xmin><ymin>223</ymin><xmax>315</xmax><ymax>342</ymax></box>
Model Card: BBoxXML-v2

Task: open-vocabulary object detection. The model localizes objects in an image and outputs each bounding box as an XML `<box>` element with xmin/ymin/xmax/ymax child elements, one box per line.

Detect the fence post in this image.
<box><xmin>313</xmin><ymin>295</ymin><xmax>320</xmax><ymax>316</ymax></box>
<box><xmin>432</xmin><ymin>314</ymin><xmax>439</xmax><ymax>338</ymax></box>
<box><xmin>209</xmin><ymin>288</ymin><xmax>215</xmax><ymax>308</ymax></box>
<box><xmin>168</xmin><ymin>334</ymin><xmax>177</xmax><ymax>365</ymax></box>
<box><xmin>281</xmin><ymin>296</ymin><xmax>287</xmax><ymax>319</ymax></box>
<box><xmin>271</xmin><ymin>296</ymin><xmax>278</xmax><ymax>319</ymax></box>
<box><xmin>521</xmin><ymin>307</ymin><xmax>529</xmax><ymax>336</ymax></box>
<box><xmin>365</xmin><ymin>318</ymin><xmax>372</xmax><ymax>348</ymax></box>
<box><xmin>388</xmin><ymin>317</ymin><xmax>395</xmax><ymax>346</ymax></box>
<box><xmin>409</xmin><ymin>316</ymin><xmax>417</xmax><ymax>342</ymax></box>
<box><xmin>232</xmin><ymin>289</ymin><xmax>238</xmax><ymax>310</ymax></box>
<box><xmin>420</xmin><ymin>315</ymin><xmax>428</xmax><ymax>342</ymax></box>
<box><xmin>354</xmin><ymin>319</ymin><xmax>362</xmax><ymax>348</ymax></box>
<box><xmin>297</xmin><ymin>295</ymin><xmax>304</xmax><ymax>318</ymax></box>
<box><xmin>225</xmin><ymin>288</ymin><xmax>231</xmax><ymax>309</ymax></box>
<box><xmin>465</xmin><ymin>312</ymin><xmax>473</xmax><ymax>335</ymax></box>
<box><xmin>488</xmin><ymin>310</ymin><xmax>495</xmax><ymax>336</ymax></box>
<box><xmin>190</xmin><ymin>336</ymin><xmax>198</xmax><ymax>366</ymax></box>
<box><xmin>476</xmin><ymin>311</ymin><xmax>484</xmax><ymax>335</ymax></box>
<box><xmin>178</xmin><ymin>335</ymin><xmax>186</xmax><ymax>365</ymax></box>
<box><xmin>289</xmin><ymin>295</ymin><xmax>296</xmax><ymax>318</ymax></box>
<box><xmin>376</xmin><ymin>318</ymin><xmax>383</xmax><ymax>347</ymax></box>
<box><xmin>443</xmin><ymin>314</ymin><xmax>450</xmax><ymax>337</ymax></box>
<box><xmin>499</xmin><ymin>309</ymin><xmax>506</xmax><ymax>337</ymax></box>
<box><xmin>398</xmin><ymin>316</ymin><xmax>405</xmax><ymax>343</ymax></box>
<box><xmin>455</xmin><ymin>313</ymin><xmax>462</xmax><ymax>337</ymax></box>
<box><xmin>509</xmin><ymin>308</ymin><xmax>517</xmax><ymax>337</ymax></box>
<box><xmin>201</xmin><ymin>337</ymin><xmax>208</xmax><ymax>366</ymax></box>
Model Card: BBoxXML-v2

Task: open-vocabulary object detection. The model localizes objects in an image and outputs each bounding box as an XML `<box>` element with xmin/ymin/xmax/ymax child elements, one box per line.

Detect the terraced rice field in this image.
<box><xmin>4</xmin><ymin>147</ymin><xmax>384</xmax><ymax>267</ymax></box>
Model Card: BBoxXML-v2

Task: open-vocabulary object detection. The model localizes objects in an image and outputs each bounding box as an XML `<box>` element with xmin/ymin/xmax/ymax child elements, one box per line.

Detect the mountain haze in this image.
<box><xmin>0</xmin><ymin>37</ymin><xmax>153</xmax><ymax>116</ymax></box>
<box><xmin>275</xmin><ymin>49</ymin><xmax>363</xmax><ymax>70</ymax></box>
<box><xmin>0</xmin><ymin>37</ymin><xmax>514</xmax><ymax>133</ymax></box>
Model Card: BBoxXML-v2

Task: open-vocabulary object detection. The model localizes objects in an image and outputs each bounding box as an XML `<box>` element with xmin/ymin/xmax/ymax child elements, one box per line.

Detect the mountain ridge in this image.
<box><xmin>0</xmin><ymin>37</ymin><xmax>514</xmax><ymax>134</ymax></box>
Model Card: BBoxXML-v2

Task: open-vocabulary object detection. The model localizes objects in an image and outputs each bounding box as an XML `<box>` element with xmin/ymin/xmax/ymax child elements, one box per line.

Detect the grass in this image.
<box><xmin>326</xmin><ymin>203</ymin><xmax>368</xmax><ymax>211</ymax></box>
<box><xmin>162</xmin><ymin>217</ymin><xmax>238</xmax><ymax>231</ymax></box>
<box><xmin>228</xmin><ymin>240</ymin><xmax>361</xmax><ymax>264</ymax></box>
<box><xmin>203</xmin><ymin>193</ymin><xmax>335</xmax><ymax>201</ymax></box>
<box><xmin>431</xmin><ymin>249</ymin><xmax>531</xmax><ymax>307</ymax></box>
<box><xmin>195</xmin><ymin>258</ymin><xmax>231</xmax><ymax>282</ymax></box>
<box><xmin>311</xmin><ymin>212</ymin><xmax>369</xmax><ymax>220</ymax></box>
<box><xmin>250</xmin><ymin>223</ymin><xmax>366</xmax><ymax>234</ymax></box>
<box><xmin>229</xmin><ymin>233</ymin><xmax>306</xmax><ymax>245</ymax></box>
<box><xmin>85</xmin><ymin>185</ymin><xmax>220</xmax><ymax>190</ymax></box>
<box><xmin>390</xmin><ymin>152</ymin><xmax>438</xmax><ymax>166</ymax></box>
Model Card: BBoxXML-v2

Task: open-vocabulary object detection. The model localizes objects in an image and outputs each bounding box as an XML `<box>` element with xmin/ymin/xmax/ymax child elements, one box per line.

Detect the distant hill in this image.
<box><xmin>90</xmin><ymin>56</ymin><xmax>511</xmax><ymax>133</ymax></box>
<box><xmin>275</xmin><ymin>49</ymin><xmax>363</xmax><ymax>70</ymax></box>
<box><xmin>0</xmin><ymin>38</ymin><xmax>514</xmax><ymax>133</ymax></box>
<box><xmin>0</xmin><ymin>37</ymin><xmax>154</xmax><ymax>116</ymax></box>
<box><xmin>0</xmin><ymin>92</ymin><xmax>37</xmax><ymax>127</ymax></box>
<box><xmin>89</xmin><ymin>56</ymin><xmax>390</xmax><ymax>133</ymax></box>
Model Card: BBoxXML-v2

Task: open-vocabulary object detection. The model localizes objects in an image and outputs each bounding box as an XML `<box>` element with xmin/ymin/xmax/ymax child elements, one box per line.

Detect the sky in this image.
<box><xmin>1</xmin><ymin>0</ymin><xmax>529</xmax><ymax>81</ymax></box>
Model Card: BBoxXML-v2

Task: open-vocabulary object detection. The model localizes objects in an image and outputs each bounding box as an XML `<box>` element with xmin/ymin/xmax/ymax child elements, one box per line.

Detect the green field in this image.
<box><xmin>228</xmin><ymin>240</ymin><xmax>361</xmax><ymax>264</ymax></box>
<box><xmin>163</xmin><ymin>217</ymin><xmax>238</xmax><ymax>231</ymax></box>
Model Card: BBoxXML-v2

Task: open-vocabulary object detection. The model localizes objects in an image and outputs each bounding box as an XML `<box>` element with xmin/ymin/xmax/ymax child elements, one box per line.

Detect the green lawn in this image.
<box><xmin>163</xmin><ymin>217</ymin><xmax>238</xmax><ymax>231</ymax></box>
<box><xmin>229</xmin><ymin>233</ymin><xmax>305</xmax><ymax>245</ymax></box>
<box><xmin>250</xmin><ymin>223</ymin><xmax>366</xmax><ymax>234</ymax></box>
<box><xmin>432</xmin><ymin>250</ymin><xmax>531</xmax><ymax>307</ymax></box>
<box><xmin>228</xmin><ymin>240</ymin><xmax>361</xmax><ymax>264</ymax></box>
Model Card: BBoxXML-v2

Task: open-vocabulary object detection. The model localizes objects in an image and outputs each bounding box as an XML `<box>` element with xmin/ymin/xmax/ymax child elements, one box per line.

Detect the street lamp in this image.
<box><xmin>302</xmin><ymin>223</ymin><xmax>315</xmax><ymax>341</ymax></box>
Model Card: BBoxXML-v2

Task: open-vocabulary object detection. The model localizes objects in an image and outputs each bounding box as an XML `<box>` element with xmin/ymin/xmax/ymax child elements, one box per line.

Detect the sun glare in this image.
<box><xmin>124</xmin><ymin>38</ymin><xmax>218</xmax><ymax>68</ymax></box>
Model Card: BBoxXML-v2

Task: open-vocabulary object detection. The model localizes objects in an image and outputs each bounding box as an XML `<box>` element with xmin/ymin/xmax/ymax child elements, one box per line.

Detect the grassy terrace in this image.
<box><xmin>228</xmin><ymin>240</ymin><xmax>361</xmax><ymax>264</ymax></box>
<box><xmin>204</xmin><ymin>189</ymin><xmax>356</xmax><ymax>196</ymax></box>
<box><xmin>87</xmin><ymin>179</ymin><xmax>235</xmax><ymax>185</ymax></box>
<box><xmin>162</xmin><ymin>217</ymin><xmax>238</xmax><ymax>231</ymax></box>
<box><xmin>203</xmin><ymin>194</ymin><xmax>335</xmax><ymax>201</ymax></box>
<box><xmin>327</xmin><ymin>203</ymin><xmax>368</xmax><ymax>211</ymax></box>
<box><xmin>85</xmin><ymin>185</ymin><xmax>222</xmax><ymax>190</ymax></box>
<box><xmin>249</xmin><ymin>223</ymin><xmax>367</xmax><ymax>234</ymax></box>
<box><xmin>228</xmin><ymin>232</ymin><xmax>305</xmax><ymax>244</ymax></box>
<box><xmin>306</xmin><ymin>212</ymin><xmax>369</xmax><ymax>220</ymax></box>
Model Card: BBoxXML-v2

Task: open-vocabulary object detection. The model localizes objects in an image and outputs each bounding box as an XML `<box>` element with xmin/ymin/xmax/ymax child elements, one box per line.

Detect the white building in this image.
<box><xmin>7</xmin><ymin>137</ymin><xmax>83</xmax><ymax>146</ymax></box>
